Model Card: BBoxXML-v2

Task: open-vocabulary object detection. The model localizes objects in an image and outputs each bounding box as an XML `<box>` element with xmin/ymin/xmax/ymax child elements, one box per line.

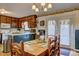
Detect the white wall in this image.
<box><xmin>36</xmin><ymin>10</ymin><xmax>79</xmax><ymax>49</ymax></box>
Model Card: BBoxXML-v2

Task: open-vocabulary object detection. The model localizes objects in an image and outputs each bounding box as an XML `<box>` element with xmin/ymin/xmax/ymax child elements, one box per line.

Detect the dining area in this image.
<box><xmin>10</xmin><ymin>35</ymin><xmax>60</xmax><ymax>56</ymax></box>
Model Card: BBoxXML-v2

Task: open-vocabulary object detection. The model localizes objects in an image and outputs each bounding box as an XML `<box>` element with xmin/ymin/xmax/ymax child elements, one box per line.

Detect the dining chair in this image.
<box><xmin>11</xmin><ymin>41</ymin><xmax>24</xmax><ymax>56</ymax></box>
<box><xmin>48</xmin><ymin>36</ymin><xmax>56</xmax><ymax>56</ymax></box>
<box><xmin>53</xmin><ymin>35</ymin><xmax>60</xmax><ymax>56</ymax></box>
<box><xmin>56</xmin><ymin>35</ymin><xmax>60</xmax><ymax>56</ymax></box>
<box><xmin>48</xmin><ymin>35</ymin><xmax>60</xmax><ymax>56</ymax></box>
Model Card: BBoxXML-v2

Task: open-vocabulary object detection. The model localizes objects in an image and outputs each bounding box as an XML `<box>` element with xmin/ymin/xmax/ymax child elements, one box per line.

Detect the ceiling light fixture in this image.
<box><xmin>32</xmin><ymin>3</ymin><xmax>52</xmax><ymax>12</ymax></box>
<box><xmin>48</xmin><ymin>3</ymin><xmax>52</xmax><ymax>8</ymax></box>
<box><xmin>32</xmin><ymin>4</ymin><xmax>36</xmax><ymax>10</ymax></box>
<box><xmin>0</xmin><ymin>8</ymin><xmax>11</xmax><ymax>14</ymax></box>
<box><xmin>44</xmin><ymin>8</ymin><xmax>47</xmax><ymax>12</ymax></box>
<box><xmin>35</xmin><ymin>8</ymin><xmax>39</xmax><ymax>12</ymax></box>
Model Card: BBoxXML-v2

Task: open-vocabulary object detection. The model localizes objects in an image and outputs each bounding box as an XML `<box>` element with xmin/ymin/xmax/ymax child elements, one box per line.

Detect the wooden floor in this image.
<box><xmin>0</xmin><ymin>44</ymin><xmax>10</xmax><ymax>56</ymax></box>
<box><xmin>0</xmin><ymin>52</ymin><xmax>11</xmax><ymax>56</ymax></box>
<box><xmin>0</xmin><ymin>44</ymin><xmax>79</xmax><ymax>56</ymax></box>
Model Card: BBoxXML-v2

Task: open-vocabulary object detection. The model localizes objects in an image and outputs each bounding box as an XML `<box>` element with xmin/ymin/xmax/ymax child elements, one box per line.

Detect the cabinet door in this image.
<box><xmin>31</xmin><ymin>18</ymin><xmax>36</xmax><ymax>28</ymax></box>
<box><xmin>0</xmin><ymin>16</ymin><xmax>7</xmax><ymax>23</ymax></box>
<box><xmin>16</xmin><ymin>19</ymin><xmax>19</xmax><ymax>28</ymax></box>
<box><xmin>18</xmin><ymin>21</ymin><xmax>22</xmax><ymax>28</ymax></box>
<box><xmin>27</xmin><ymin>17</ymin><xmax>31</xmax><ymax>28</ymax></box>
<box><xmin>11</xmin><ymin>18</ymin><xmax>18</xmax><ymax>28</ymax></box>
<box><xmin>6</xmin><ymin>17</ymin><xmax>11</xmax><ymax>24</ymax></box>
<box><xmin>18</xmin><ymin>18</ymin><xmax>24</xmax><ymax>28</ymax></box>
<box><xmin>28</xmin><ymin>17</ymin><xmax>36</xmax><ymax>28</ymax></box>
<box><xmin>29</xmin><ymin>20</ymin><xmax>34</xmax><ymax>28</ymax></box>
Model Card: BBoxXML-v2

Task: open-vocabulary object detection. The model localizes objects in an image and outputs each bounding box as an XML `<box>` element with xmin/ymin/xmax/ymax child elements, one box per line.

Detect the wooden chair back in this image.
<box><xmin>48</xmin><ymin>36</ymin><xmax>56</xmax><ymax>56</ymax></box>
<box><xmin>11</xmin><ymin>41</ymin><xmax>24</xmax><ymax>56</ymax></box>
<box><xmin>56</xmin><ymin>35</ymin><xmax>60</xmax><ymax>56</ymax></box>
<box><xmin>48</xmin><ymin>35</ymin><xmax>60</xmax><ymax>56</ymax></box>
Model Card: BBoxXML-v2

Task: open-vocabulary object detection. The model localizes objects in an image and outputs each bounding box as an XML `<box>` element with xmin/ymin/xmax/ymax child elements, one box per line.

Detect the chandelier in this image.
<box><xmin>32</xmin><ymin>3</ymin><xmax>52</xmax><ymax>12</ymax></box>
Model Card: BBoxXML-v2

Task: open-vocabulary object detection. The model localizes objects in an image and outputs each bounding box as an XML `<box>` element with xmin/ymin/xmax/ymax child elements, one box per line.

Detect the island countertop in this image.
<box><xmin>8</xmin><ymin>32</ymin><xmax>35</xmax><ymax>36</ymax></box>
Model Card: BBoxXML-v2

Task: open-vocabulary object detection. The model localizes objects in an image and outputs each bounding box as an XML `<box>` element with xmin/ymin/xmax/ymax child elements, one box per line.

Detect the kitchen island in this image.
<box><xmin>8</xmin><ymin>32</ymin><xmax>36</xmax><ymax>43</ymax></box>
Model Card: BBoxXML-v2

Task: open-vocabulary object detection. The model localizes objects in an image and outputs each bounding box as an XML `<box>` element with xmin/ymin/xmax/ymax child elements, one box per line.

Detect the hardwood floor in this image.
<box><xmin>0</xmin><ymin>44</ymin><xmax>79</xmax><ymax>56</ymax></box>
<box><xmin>0</xmin><ymin>44</ymin><xmax>11</xmax><ymax>56</ymax></box>
<box><xmin>0</xmin><ymin>52</ymin><xmax>11</xmax><ymax>56</ymax></box>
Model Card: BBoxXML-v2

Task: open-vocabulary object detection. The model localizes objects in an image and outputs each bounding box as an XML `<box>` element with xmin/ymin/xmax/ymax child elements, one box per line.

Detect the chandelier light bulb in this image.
<box><xmin>48</xmin><ymin>3</ymin><xmax>52</xmax><ymax>8</ymax></box>
<box><xmin>41</xmin><ymin>3</ymin><xmax>45</xmax><ymax>6</ymax></box>
<box><xmin>35</xmin><ymin>8</ymin><xmax>39</xmax><ymax>12</ymax></box>
<box><xmin>44</xmin><ymin>8</ymin><xmax>47</xmax><ymax>12</ymax></box>
<box><xmin>32</xmin><ymin>4</ymin><xmax>36</xmax><ymax>10</ymax></box>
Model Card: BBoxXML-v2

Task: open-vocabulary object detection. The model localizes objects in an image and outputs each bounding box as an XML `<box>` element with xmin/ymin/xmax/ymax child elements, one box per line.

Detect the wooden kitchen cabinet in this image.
<box><xmin>27</xmin><ymin>16</ymin><xmax>37</xmax><ymax>28</ymax></box>
<box><xmin>0</xmin><ymin>15</ymin><xmax>7</xmax><ymax>23</ymax></box>
<box><xmin>0</xmin><ymin>15</ymin><xmax>37</xmax><ymax>28</ymax></box>
<box><xmin>19</xmin><ymin>15</ymin><xmax>37</xmax><ymax>28</ymax></box>
<box><xmin>6</xmin><ymin>17</ymin><xmax>11</xmax><ymax>24</ymax></box>
<box><xmin>18</xmin><ymin>21</ymin><xmax>22</xmax><ymax>28</ymax></box>
<box><xmin>11</xmin><ymin>18</ymin><xmax>19</xmax><ymax>28</ymax></box>
<box><xmin>27</xmin><ymin>17</ymin><xmax>32</xmax><ymax>28</ymax></box>
<box><xmin>18</xmin><ymin>18</ymin><xmax>25</xmax><ymax>28</ymax></box>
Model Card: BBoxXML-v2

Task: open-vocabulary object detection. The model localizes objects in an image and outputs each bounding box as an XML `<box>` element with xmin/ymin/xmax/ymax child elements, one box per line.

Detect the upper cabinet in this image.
<box><xmin>19</xmin><ymin>15</ymin><xmax>37</xmax><ymax>28</ymax></box>
<box><xmin>6</xmin><ymin>17</ymin><xmax>11</xmax><ymax>24</ymax></box>
<box><xmin>19</xmin><ymin>18</ymin><xmax>25</xmax><ymax>28</ymax></box>
<box><xmin>11</xmin><ymin>18</ymin><xmax>19</xmax><ymax>28</ymax></box>
<box><xmin>0</xmin><ymin>15</ymin><xmax>19</xmax><ymax>28</ymax></box>
<box><xmin>28</xmin><ymin>16</ymin><xmax>36</xmax><ymax>28</ymax></box>
<box><xmin>0</xmin><ymin>15</ymin><xmax>37</xmax><ymax>28</ymax></box>
<box><xmin>0</xmin><ymin>15</ymin><xmax>7</xmax><ymax>23</ymax></box>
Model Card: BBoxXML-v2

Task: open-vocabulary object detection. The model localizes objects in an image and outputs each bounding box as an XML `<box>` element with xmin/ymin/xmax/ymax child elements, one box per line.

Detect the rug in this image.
<box><xmin>60</xmin><ymin>48</ymin><xmax>70</xmax><ymax>56</ymax></box>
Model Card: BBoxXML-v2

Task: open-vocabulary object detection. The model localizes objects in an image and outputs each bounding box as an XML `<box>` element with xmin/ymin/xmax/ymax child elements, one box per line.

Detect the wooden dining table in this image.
<box><xmin>23</xmin><ymin>39</ymin><xmax>48</xmax><ymax>56</ymax></box>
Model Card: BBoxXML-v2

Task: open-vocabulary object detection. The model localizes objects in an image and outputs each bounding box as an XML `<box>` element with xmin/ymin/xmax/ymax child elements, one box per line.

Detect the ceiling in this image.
<box><xmin>0</xmin><ymin>3</ymin><xmax>79</xmax><ymax>18</ymax></box>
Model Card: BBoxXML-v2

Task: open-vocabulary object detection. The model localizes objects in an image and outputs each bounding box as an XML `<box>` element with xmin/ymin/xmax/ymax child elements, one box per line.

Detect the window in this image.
<box><xmin>60</xmin><ymin>20</ymin><xmax>70</xmax><ymax>45</ymax></box>
<box><xmin>22</xmin><ymin>22</ymin><xmax>29</xmax><ymax>30</ymax></box>
<box><xmin>48</xmin><ymin>20</ymin><xmax>56</xmax><ymax>38</ymax></box>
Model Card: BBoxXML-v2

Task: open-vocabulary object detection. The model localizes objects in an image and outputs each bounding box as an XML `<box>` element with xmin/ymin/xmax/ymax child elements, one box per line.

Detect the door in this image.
<box><xmin>75</xmin><ymin>30</ymin><xmax>79</xmax><ymax>49</ymax></box>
